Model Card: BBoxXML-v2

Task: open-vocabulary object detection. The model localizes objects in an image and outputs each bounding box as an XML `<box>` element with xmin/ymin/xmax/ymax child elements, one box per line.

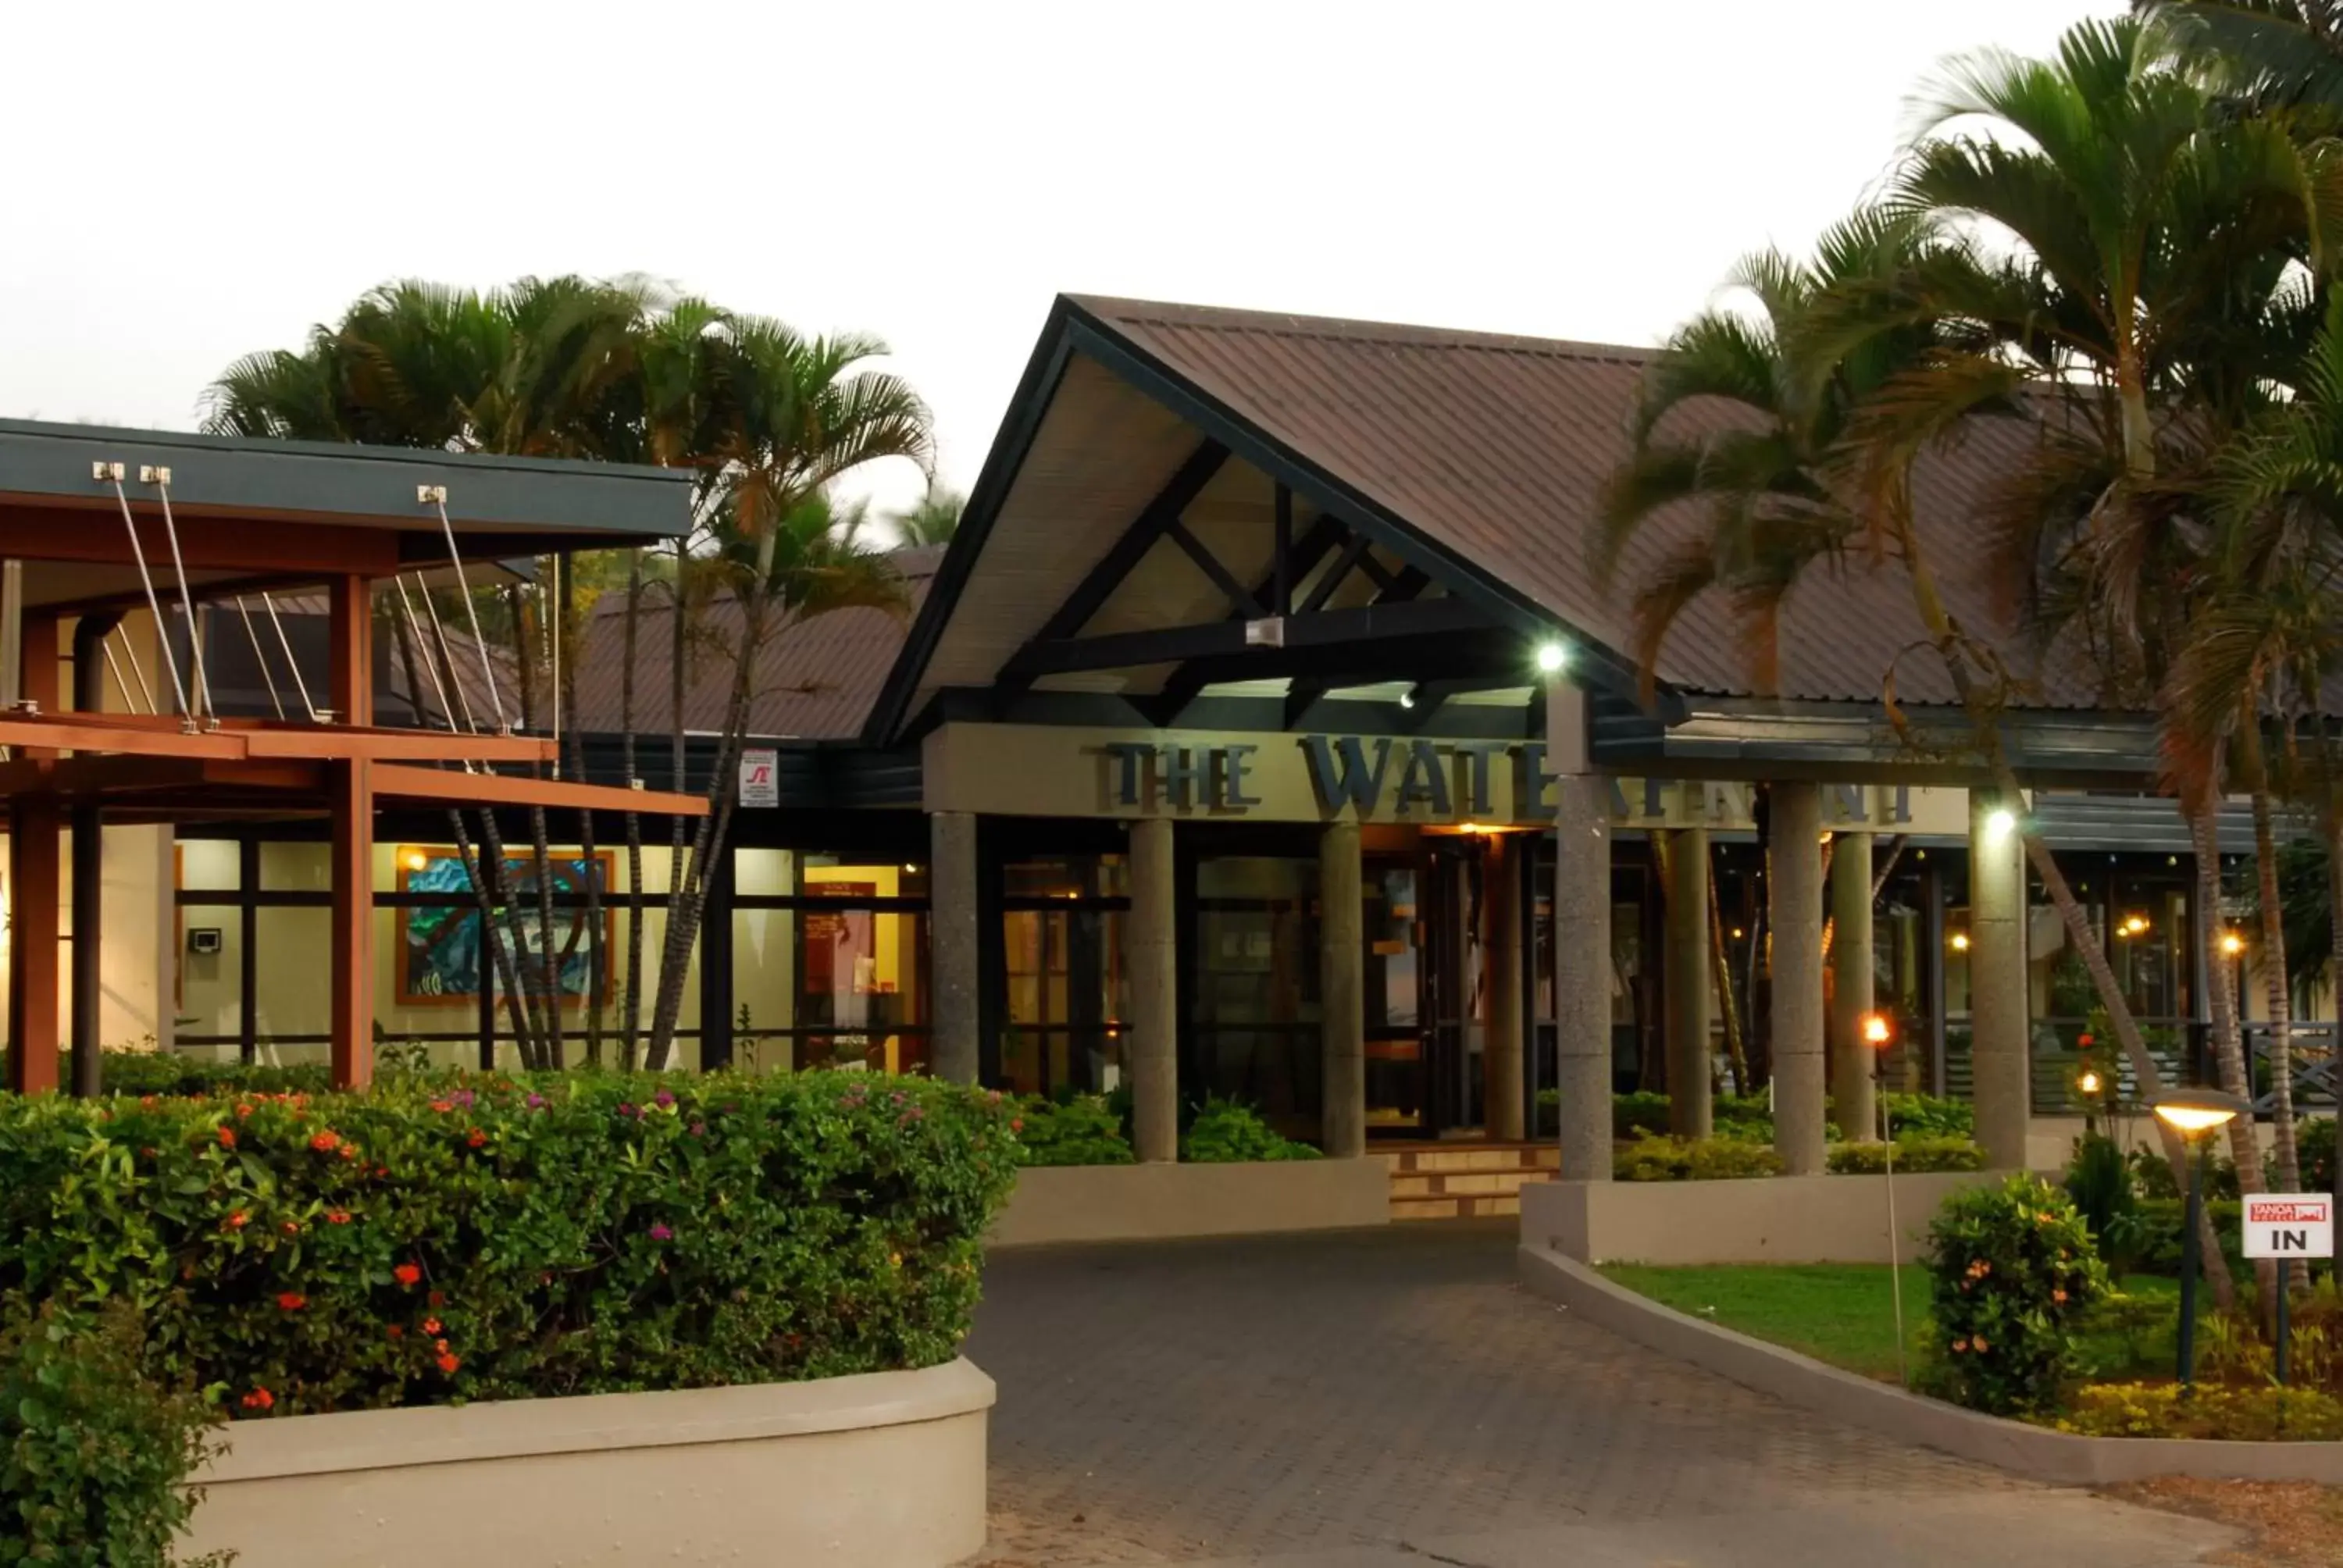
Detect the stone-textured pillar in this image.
<box><xmin>1485</xmin><ymin>835</ymin><xmax>1526</xmax><ymax>1141</ymax></box>
<box><xmin>1549</xmin><ymin>680</ymin><xmax>1613</xmax><ymax>1181</ymax></box>
<box><xmin>929</xmin><ymin>811</ymin><xmax>981</xmax><ymax>1085</ymax></box>
<box><xmin>1664</xmin><ymin>827</ymin><xmax>1713</xmax><ymax>1139</ymax></box>
<box><xmin>1970</xmin><ymin>789</ymin><xmax>2030</xmax><ymax>1168</ymax></box>
<box><xmin>1128</xmin><ymin>816</ymin><xmax>1179</xmax><ymax>1163</ymax></box>
<box><xmin>1320</xmin><ymin>819</ymin><xmax>1365</xmax><ymax>1159</ymax></box>
<box><xmin>1830</xmin><ymin>830</ymin><xmax>1878</xmax><ymax>1142</ymax></box>
<box><xmin>1771</xmin><ymin>782</ymin><xmax>1827</xmax><ymax>1174</ymax></box>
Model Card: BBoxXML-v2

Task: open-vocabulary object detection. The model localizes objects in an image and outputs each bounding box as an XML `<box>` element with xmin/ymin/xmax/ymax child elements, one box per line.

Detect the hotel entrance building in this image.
<box><xmin>1</xmin><ymin>297</ymin><xmax>2303</xmax><ymax>1182</ymax></box>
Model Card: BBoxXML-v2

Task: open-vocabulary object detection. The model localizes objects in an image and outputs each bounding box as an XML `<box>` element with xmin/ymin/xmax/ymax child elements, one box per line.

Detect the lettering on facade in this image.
<box><xmin>1093</xmin><ymin>735</ymin><xmax>1914</xmax><ymax>827</ymax></box>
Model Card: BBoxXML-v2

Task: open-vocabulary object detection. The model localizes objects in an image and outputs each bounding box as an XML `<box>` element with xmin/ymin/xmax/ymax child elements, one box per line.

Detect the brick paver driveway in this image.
<box><xmin>967</xmin><ymin>1222</ymin><xmax>2235</xmax><ymax>1567</ymax></box>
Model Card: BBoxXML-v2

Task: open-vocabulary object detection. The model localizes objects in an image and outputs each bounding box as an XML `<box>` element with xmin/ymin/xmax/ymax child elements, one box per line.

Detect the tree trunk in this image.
<box><xmin>2328</xmin><ymin>821</ymin><xmax>2343</xmax><ymax>1210</ymax></box>
<box><xmin>1708</xmin><ymin>851</ymin><xmax>1749</xmax><ymax>1096</ymax></box>
<box><xmin>646</xmin><ymin>583</ymin><xmax>765</xmax><ymax>1064</ymax></box>
<box><xmin>662</xmin><ymin>543</ymin><xmax>689</xmax><ymax>1070</ymax></box>
<box><xmin>620</xmin><ymin>547</ymin><xmax>647</xmax><ymax>1071</ymax></box>
<box><xmin>449</xmin><ymin>811</ymin><xmax>533</xmax><ymax>1058</ymax></box>
<box><xmin>558</xmin><ymin>556</ymin><xmax>606</xmax><ymax>1067</ymax></box>
<box><xmin>511</xmin><ymin>581</ymin><xmax>565</xmax><ymax>1069</ymax></box>
<box><xmin>1902</xmin><ymin>544</ymin><xmax>2236</xmax><ymax>1305</ymax></box>
<box><xmin>2252</xmin><ymin>787</ymin><xmax>2300</xmax><ymax>1194</ymax></box>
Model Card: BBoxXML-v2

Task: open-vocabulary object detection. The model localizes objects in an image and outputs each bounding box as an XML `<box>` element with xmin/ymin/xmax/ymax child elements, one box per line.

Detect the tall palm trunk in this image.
<box><xmin>2329</xmin><ymin>821</ymin><xmax>2343</xmax><ymax>1209</ymax></box>
<box><xmin>2252</xmin><ymin>786</ymin><xmax>2300</xmax><ymax>1193</ymax></box>
<box><xmin>647</xmin><ymin>582</ymin><xmax>765</xmax><ymax>1063</ymax></box>
<box><xmin>1904</xmin><ymin>547</ymin><xmax>2235</xmax><ymax>1304</ymax></box>
<box><xmin>661</xmin><ymin>540</ymin><xmax>690</xmax><ymax>1071</ymax></box>
<box><xmin>558</xmin><ymin>556</ymin><xmax>607</xmax><ymax>1067</ymax></box>
<box><xmin>509</xmin><ymin>582</ymin><xmax>565</xmax><ymax>1068</ymax></box>
<box><xmin>1708</xmin><ymin>856</ymin><xmax>1749</xmax><ymax>1096</ymax></box>
<box><xmin>620</xmin><ymin>547</ymin><xmax>647</xmax><ymax>1070</ymax></box>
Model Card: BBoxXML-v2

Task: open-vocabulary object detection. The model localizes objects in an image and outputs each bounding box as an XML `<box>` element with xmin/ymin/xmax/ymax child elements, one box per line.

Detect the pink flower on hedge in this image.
<box><xmin>689</xmin><ymin>1122</ymin><xmax>706</xmax><ymax>1137</ymax></box>
<box><xmin>526</xmin><ymin>1093</ymin><xmax>547</xmax><ymax>1110</ymax></box>
<box><xmin>654</xmin><ymin>1089</ymin><xmax>676</xmax><ymax>1108</ymax></box>
<box><xmin>618</xmin><ymin>1102</ymin><xmax>640</xmax><ymax>1118</ymax></box>
<box><xmin>453</xmin><ymin>1089</ymin><xmax>476</xmax><ymax>1110</ymax></box>
<box><xmin>648</xmin><ymin>1224</ymin><xmax>673</xmax><ymax>1242</ymax></box>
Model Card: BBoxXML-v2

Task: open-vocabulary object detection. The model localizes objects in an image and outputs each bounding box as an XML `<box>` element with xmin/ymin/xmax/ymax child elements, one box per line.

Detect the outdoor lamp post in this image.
<box><xmin>1864</xmin><ymin>1010</ymin><xmax>1910</xmax><ymax>1386</ymax></box>
<box><xmin>2151</xmin><ymin>1089</ymin><xmax>2250</xmax><ymax>1392</ymax></box>
<box><xmin>2076</xmin><ymin>1066</ymin><xmax>2105</xmax><ymax>1139</ymax></box>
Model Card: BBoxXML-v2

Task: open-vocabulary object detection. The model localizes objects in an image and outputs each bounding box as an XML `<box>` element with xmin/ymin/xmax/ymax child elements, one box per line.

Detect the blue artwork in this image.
<box><xmin>396</xmin><ymin>849</ymin><xmax>612</xmax><ymax>1006</ymax></box>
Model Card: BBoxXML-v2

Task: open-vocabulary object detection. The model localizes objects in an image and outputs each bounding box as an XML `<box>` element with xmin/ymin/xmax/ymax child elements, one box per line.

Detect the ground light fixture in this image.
<box><xmin>1863</xmin><ymin>1010</ymin><xmax>1910</xmax><ymax>1387</ymax></box>
<box><xmin>1534</xmin><ymin>640</ymin><xmax>1567</xmax><ymax>674</ymax></box>
<box><xmin>2151</xmin><ymin>1088</ymin><xmax>2250</xmax><ymax>1392</ymax></box>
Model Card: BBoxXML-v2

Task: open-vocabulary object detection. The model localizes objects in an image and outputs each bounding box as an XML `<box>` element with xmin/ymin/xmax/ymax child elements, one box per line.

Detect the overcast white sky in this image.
<box><xmin>1</xmin><ymin>1</ymin><xmax>2123</xmax><ymax>517</ymax></box>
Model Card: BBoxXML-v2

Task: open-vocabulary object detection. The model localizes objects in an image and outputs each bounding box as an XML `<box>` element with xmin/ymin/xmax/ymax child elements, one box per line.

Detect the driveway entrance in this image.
<box><xmin>969</xmin><ymin>1223</ymin><xmax>2234</xmax><ymax>1566</ymax></box>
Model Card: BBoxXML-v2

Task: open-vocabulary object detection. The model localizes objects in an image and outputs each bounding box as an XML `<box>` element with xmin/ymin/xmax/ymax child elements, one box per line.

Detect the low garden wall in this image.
<box><xmin>1521</xmin><ymin>1172</ymin><xmax>1994</xmax><ymax>1265</ymax></box>
<box><xmin>1517</xmin><ymin>1240</ymin><xmax>2343</xmax><ymax>1484</ymax></box>
<box><xmin>991</xmin><ymin>1158</ymin><xmax>1390</xmax><ymax>1246</ymax></box>
<box><xmin>182</xmin><ymin>1359</ymin><xmax>992</xmax><ymax>1567</ymax></box>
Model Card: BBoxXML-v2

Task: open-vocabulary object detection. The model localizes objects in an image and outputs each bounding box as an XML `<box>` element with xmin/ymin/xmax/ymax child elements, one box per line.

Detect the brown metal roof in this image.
<box><xmin>1068</xmin><ymin>294</ymin><xmax>2070</xmax><ymax>708</ymax></box>
<box><xmin>565</xmin><ymin>547</ymin><xmax>940</xmax><ymax>742</ymax></box>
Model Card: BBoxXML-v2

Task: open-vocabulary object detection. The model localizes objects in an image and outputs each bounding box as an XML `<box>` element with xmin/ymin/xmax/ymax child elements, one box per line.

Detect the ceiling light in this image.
<box><xmin>1534</xmin><ymin>641</ymin><xmax>1567</xmax><ymax>674</ymax></box>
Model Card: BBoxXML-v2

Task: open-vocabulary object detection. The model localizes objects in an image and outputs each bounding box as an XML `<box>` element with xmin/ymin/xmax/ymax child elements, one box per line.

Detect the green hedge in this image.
<box><xmin>1182</xmin><ymin>1099</ymin><xmax>1321</xmax><ymax>1162</ymax></box>
<box><xmin>0</xmin><ymin>1049</ymin><xmax>332</xmax><ymax>1100</ymax></box>
<box><xmin>1614</xmin><ymin>1134</ymin><xmax>1782</xmax><ymax>1181</ymax></box>
<box><xmin>1010</xmin><ymin>1094</ymin><xmax>1135</xmax><ymax>1166</ymax></box>
<box><xmin>1825</xmin><ymin>1136</ymin><xmax>1987</xmax><ymax>1174</ymax></box>
<box><xmin>0</xmin><ymin>1071</ymin><xmax>1017</xmax><ymax>1417</ymax></box>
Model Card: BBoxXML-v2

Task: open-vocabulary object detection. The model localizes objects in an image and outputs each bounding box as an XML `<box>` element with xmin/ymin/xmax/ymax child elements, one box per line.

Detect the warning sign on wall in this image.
<box><xmin>739</xmin><ymin>748</ymin><xmax>779</xmax><ymax>808</ymax></box>
<box><xmin>2243</xmin><ymin>1195</ymin><xmax>2334</xmax><ymax>1260</ymax></box>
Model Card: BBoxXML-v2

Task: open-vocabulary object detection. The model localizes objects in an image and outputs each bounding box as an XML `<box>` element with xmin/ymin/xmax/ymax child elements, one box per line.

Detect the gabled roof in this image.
<box><xmin>867</xmin><ymin>294</ymin><xmax>2070</xmax><ymax>745</ymax></box>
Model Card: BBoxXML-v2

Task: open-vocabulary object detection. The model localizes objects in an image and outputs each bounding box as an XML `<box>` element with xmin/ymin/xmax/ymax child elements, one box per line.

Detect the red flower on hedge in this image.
<box><xmin>394</xmin><ymin>1263</ymin><xmax>422</xmax><ymax>1287</ymax></box>
<box><xmin>326</xmin><ymin>1210</ymin><xmax>351</xmax><ymax>1226</ymax></box>
<box><xmin>467</xmin><ymin>1129</ymin><xmax>487</xmax><ymax>1149</ymax></box>
<box><xmin>225</xmin><ymin>1210</ymin><xmax>250</xmax><ymax>1231</ymax></box>
<box><xmin>387</xmin><ymin>1324</ymin><xmax>404</xmax><ymax>1339</ymax></box>
<box><xmin>430</xmin><ymin>1099</ymin><xmax>455</xmax><ymax>1114</ymax></box>
<box><xmin>437</xmin><ymin>1352</ymin><xmax>462</xmax><ymax>1375</ymax></box>
<box><xmin>427</xmin><ymin>1290</ymin><xmax>445</xmax><ymax>1307</ymax></box>
<box><xmin>277</xmin><ymin>1292</ymin><xmax>307</xmax><ymax>1312</ymax></box>
<box><xmin>309</xmin><ymin>1130</ymin><xmax>341</xmax><ymax>1153</ymax></box>
<box><xmin>423</xmin><ymin>1317</ymin><xmax>442</xmax><ymax>1335</ymax></box>
<box><xmin>216</xmin><ymin>1126</ymin><xmax>237</xmax><ymax>1149</ymax></box>
<box><xmin>239</xmin><ymin>1387</ymin><xmax>275</xmax><ymax>1411</ymax></box>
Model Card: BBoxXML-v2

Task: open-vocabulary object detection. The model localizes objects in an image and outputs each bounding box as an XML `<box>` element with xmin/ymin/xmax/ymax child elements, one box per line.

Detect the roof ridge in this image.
<box><xmin>1068</xmin><ymin>294</ymin><xmax>1658</xmax><ymax>367</ymax></box>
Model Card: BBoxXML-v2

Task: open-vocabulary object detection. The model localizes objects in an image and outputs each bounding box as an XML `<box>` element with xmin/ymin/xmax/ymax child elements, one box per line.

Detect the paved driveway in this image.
<box><xmin>968</xmin><ymin>1222</ymin><xmax>2235</xmax><ymax>1567</ymax></box>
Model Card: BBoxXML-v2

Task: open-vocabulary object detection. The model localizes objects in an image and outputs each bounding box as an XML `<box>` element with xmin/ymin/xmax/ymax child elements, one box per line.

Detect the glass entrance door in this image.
<box><xmin>1364</xmin><ymin>857</ymin><xmax>1425</xmax><ymax>1131</ymax></box>
<box><xmin>1421</xmin><ymin>839</ymin><xmax>1485</xmax><ymax>1135</ymax></box>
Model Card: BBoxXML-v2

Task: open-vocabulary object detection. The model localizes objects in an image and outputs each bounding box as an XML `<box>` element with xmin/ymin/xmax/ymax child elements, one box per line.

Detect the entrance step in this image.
<box><xmin>1376</xmin><ymin>1142</ymin><xmax>1560</xmax><ymax>1221</ymax></box>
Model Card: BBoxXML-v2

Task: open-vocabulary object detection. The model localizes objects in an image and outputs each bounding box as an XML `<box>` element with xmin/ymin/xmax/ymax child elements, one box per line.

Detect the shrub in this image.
<box><xmin>1010</xmin><ymin>1094</ymin><xmax>1135</xmax><ymax>1166</ymax></box>
<box><xmin>2054</xmin><ymin>1381</ymin><xmax>2343</xmax><ymax>1441</ymax></box>
<box><xmin>2122</xmin><ymin>1197</ymin><xmax>2247</xmax><ymax>1279</ymax></box>
<box><xmin>1612</xmin><ymin>1091</ymin><xmax>1673</xmax><ymax>1139</ymax></box>
<box><xmin>1614</xmin><ymin>1132</ymin><xmax>1781</xmax><ymax>1181</ymax></box>
<box><xmin>1919</xmin><ymin>1173</ymin><xmax>2110</xmax><ymax>1416</ymax></box>
<box><xmin>2063</xmin><ymin>1131</ymin><xmax>2139</xmax><ymax>1270</ymax></box>
<box><xmin>1885</xmin><ymin>1093</ymin><xmax>1974</xmax><ymax>1139</ymax></box>
<box><xmin>2288</xmin><ymin>1116</ymin><xmax>2334</xmax><ymax>1194</ymax></box>
<box><xmin>0</xmin><ymin>1071</ymin><xmax>1018</xmax><ymax>1417</ymax></box>
<box><xmin>0</xmin><ymin>1048</ymin><xmax>333</xmax><ymax>1100</ymax></box>
<box><xmin>1825</xmin><ymin>1136</ymin><xmax>1985</xmax><ymax>1174</ymax></box>
<box><xmin>1180</xmin><ymin>1099</ymin><xmax>1321</xmax><ymax>1162</ymax></box>
<box><xmin>2131</xmin><ymin>1142</ymin><xmax>2239</xmax><ymax>1203</ymax></box>
<box><xmin>2</xmin><ymin>1302</ymin><xmax>227</xmax><ymax>1568</ymax></box>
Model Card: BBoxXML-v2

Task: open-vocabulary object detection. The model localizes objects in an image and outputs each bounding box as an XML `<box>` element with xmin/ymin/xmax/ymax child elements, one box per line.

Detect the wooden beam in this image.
<box><xmin>0</xmin><ymin>714</ymin><xmax>247</xmax><ymax>760</ymax></box>
<box><xmin>1163</xmin><ymin>517</ymin><xmax>1264</xmax><ymax>619</ymax></box>
<box><xmin>6</xmin><ymin>797</ymin><xmax>62</xmax><ymax>1094</ymax></box>
<box><xmin>328</xmin><ymin>574</ymin><xmax>372</xmax><ymax>729</ymax></box>
<box><xmin>239</xmin><ymin>728</ymin><xmax>557</xmax><ymax>764</ymax></box>
<box><xmin>329</xmin><ymin>759</ymin><xmax>373</xmax><ymax>1089</ymax></box>
<box><xmin>19</xmin><ymin>611</ymin><xmax>59</xmax><ymax>759</ymax></box>
<box><xmin>1008</xmin><ymin>596</ymin><xmax>1497</xmax><ymax>679</ymax></box>
<box><xmin>0</xmin><ymin>505</ymin><xmax>403</xmax><ymax>579</ymax></box>
<box><xmin>368</xmin><ymin>763</ymin><xmax>711</xmax><ymax>817</ymax></box>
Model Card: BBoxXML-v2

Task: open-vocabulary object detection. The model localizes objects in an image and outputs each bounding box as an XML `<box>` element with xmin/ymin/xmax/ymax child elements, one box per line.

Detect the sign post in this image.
<box><xmin>738</xmin><ymin>748</ymin><xmax>779</xmax><ymax>809</ymax></box>
<box><xmin>2242</xmin><ymin>1194</ymin><xmax>2334</xmax><ymax>1386</ymax></box>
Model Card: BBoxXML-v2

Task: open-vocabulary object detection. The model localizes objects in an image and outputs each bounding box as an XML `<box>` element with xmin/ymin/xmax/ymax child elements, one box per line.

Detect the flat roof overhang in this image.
<box><xmin>0</xmin><ymin>419</ymin><xmax>692</xmax><ymax>615</ymax></box>
<box><xmin>1592</xmin><ymin>696</ymin><xmax>2166</xmax><ymax>789</ymax></box>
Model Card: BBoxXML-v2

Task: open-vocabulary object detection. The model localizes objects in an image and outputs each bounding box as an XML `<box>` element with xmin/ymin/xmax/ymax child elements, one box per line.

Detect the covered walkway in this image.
<box><xmin>968</xmin><ymin>1225</ymin><xmax>2234</xmax><ymax>1566</ymax></box>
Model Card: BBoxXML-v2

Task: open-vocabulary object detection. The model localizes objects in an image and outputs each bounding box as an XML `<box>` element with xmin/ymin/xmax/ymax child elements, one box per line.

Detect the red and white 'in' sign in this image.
<box><xmin>2244</xmin><ymin>1195</ymin><xmax>2334</xmax><ymax>1260</ymax></box>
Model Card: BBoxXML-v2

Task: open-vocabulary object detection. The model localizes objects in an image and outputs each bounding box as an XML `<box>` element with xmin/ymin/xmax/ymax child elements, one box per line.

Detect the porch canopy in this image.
<box><xmin>0</xmin><ymin>419</ymin><xmax>704</xmax><ymax>1092</ymax></box>
<box><xmin>868</xmin><ymin>295</ymin><xmax>2165</xmax><ymax>789</ymax></box>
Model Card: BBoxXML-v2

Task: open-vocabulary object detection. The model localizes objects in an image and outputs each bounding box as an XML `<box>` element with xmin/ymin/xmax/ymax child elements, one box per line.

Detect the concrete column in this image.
<box><xmin>1970</xmin><ymin>789</ymin><xmax>2030</xmax><ymax>1169</ymax></box>
<box><xmin>929</xmin><ymin>811</ymin><xmax>981</xmax><ymax>1085</ymax></box>
<box><xmin>1128</xmin><ymin>816</ymin><xmax>1179</xmax><ymax>1163</ymax></box>
<box><xmin>1830</xmin><ymin>830</ymin><xmax>1878</xmax><ymax>1142</ymax></box>
<box><xmin>1320</xmin><ymin>819</ymin><xmax>1366</xmax><ymax>1159</ymax></box>
<box><xmin>1549</xmin><ymin>679</ymin><xmax>1613</xmax><ymax>1180</ymax></box>
<box><xmin>1485</xmin><ymin>835</ymin><xmax>1526</xmax><ymax>1141</ymax></box>
<box><xmin>1664</xmin><ymin>828</ymin><xmax>1713</xmax><ymax>1138</ymax></box>
<box><xmin>1770</xmin><ymin>782</ymin><xmax>1828</xmax><ymax>1174</ymax></box>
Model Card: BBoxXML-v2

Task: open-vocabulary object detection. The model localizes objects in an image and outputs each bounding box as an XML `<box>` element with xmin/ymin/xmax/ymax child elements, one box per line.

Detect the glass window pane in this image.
<box><xmin>178</xmin><ymin>839</ymin><xmax>240</xmax><ymax>893</ymax></box>
<box><xmin>177</xmin><ymin>903</ymin><xmax>242</xmax><ymax>1048</ymax></box>
<box><xmin>261</xmin><ymin>842</ymin><xmax>329</xmax><ymax>893</ymax></box>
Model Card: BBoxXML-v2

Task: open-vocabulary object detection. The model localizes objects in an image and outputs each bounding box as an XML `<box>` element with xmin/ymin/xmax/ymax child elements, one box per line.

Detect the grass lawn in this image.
<box><xmin>1597</xmin><ymin>1263</ymin><xmax>2180</xmax><ymax>1383</ymax></box>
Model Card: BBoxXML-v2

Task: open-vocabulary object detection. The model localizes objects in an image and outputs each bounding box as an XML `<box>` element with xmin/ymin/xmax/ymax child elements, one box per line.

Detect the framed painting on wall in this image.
<box><xmin>394</xmin><ymin>847</ymin><xmax>615</xmax><ymax>1007</ymax></box>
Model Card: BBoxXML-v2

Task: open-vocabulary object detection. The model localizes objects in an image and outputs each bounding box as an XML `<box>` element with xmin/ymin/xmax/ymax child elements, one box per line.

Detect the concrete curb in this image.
<box><xmin>1518</xmin><ymin>1242</ymin><xmax>2343</xmax><ymax>1484</ymax></box>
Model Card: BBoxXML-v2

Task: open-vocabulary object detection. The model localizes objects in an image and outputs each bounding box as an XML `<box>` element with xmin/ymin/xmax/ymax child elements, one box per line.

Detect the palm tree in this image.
<box><xmin>639</xmin><ymin>321</ymin><xmax>933</xmax><ymax>1063</ymax></box>
<box><xmin>2145</xmin><ymin>1</ymin><xmax>2343</xmax><ymax>112</ymax></box>
<box><xmin>886</xmin><ymin>486</ymin><xmax>965</xmax><ymax>548</ymax></box>
<box><xmin>1835</xmin><ymin>15</ymin><xmax>2343</xmax><ymax>1217</ymax></box>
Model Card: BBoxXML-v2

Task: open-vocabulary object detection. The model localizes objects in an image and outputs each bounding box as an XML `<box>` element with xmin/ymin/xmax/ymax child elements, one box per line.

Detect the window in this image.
<box><xmin>1000</xmin><ymin>854</ymin><xmax>1128</xmax><ymax>1099</ymax></box>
